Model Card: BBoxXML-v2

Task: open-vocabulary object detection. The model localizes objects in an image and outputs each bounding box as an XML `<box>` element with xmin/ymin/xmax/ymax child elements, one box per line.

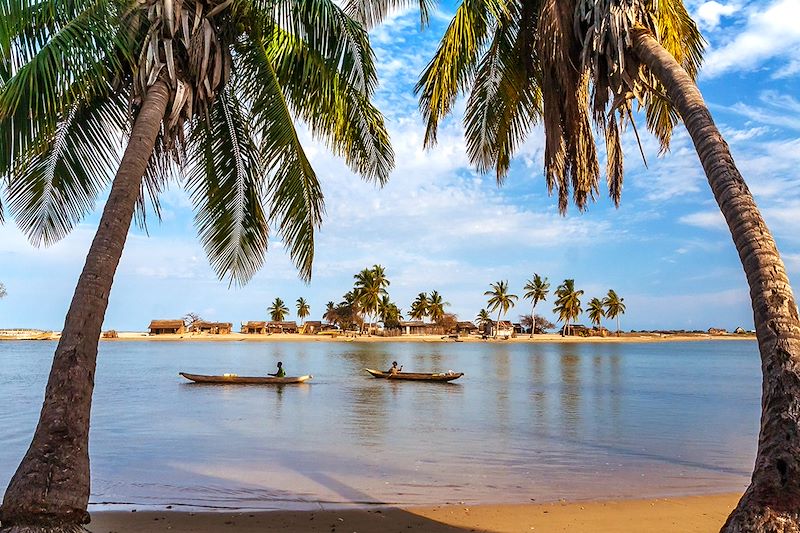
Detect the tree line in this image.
<box><xmin>263</xmin><ymin>267</ymin><xmax>625</xmax><ymax>337</ymax></box>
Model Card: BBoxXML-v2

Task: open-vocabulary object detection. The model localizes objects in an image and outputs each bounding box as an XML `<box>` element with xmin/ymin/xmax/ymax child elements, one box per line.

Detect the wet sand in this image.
<box><xmin>87</xmin><ymin>493</ymin><xmax>740</xmax><ymax>532</ymax></box>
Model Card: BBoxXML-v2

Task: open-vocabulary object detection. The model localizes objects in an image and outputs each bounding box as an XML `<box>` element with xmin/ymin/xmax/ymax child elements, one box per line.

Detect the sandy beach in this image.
<box><xmin>91</xmin><ymin>331</ymin><xmax>756</xmax><ymax>343</ymax></box>
<box><xmin>87</xmin><ymin>493</ymin><xmax>741</xmax><ymax>532</ymax></box>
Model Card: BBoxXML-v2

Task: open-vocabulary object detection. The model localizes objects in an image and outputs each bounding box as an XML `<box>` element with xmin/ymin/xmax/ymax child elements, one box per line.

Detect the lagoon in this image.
<box><xmin>0</xmin><ymin>340</ymin><xmax>759</xmax><ymax>511</ymax></box>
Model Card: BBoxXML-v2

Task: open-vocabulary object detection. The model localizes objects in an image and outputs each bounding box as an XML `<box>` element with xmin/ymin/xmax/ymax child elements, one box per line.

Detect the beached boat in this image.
<box><xmin>179</xmin><ymin>372</ymin><xmax>312</xmax><ymax>384</ymax></box>
<box><xmin>364</xmin><ymin>368</ymin><xmax>463</xmax><ymax>382</ymax></box>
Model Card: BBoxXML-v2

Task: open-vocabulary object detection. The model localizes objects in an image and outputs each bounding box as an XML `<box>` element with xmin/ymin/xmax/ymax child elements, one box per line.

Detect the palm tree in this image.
<box><xmin>323</xmin><ymin>301</ymin><xmax>337</xmax><ymax>325</ymax></box>
<box><xmin>358</xmin><ymin>1</ymin><xmax>800</xmax><ymax>525</ymax></box>
<box><xmin>427</xmin><ymin>290</ymin><xmax>450</xmax><ymax>324</ymax></box>
<box><xmin>603</xmin><ymin>290</ymin><xmax>626</xmax><ymax>336</ymax></box>
<box><xmin>378</xmin><ymin>294</ymin><xmax>403</xmax><ymax>328</ymax></box>
<box><xmin>296</xmin><ymin>298</ymin><xmax>311</xmax><ymax>327</ymax></box>
<box><xmin>484</xmin><ymin>280</ymin><xmax>518</xmax><ymax>338</ymax></box>
<box><xmin>523</xmin><ymin>274</ymin><xmax>550</xmax><ymax>338</ymax></box>
<box><xmin>587</xmin><ymin>298</ymin><xmax>606</xmax><ymax>330</ymax></box>
<box><xmin>268</xmin><ymin>298</ymin><xmax>290</xmax><ymax>323</ymax></box>
<box><xmin>409</xmin><ymin>292</ymin><xmax>429</xmax><ymax>321</ymax></box>
<box><xmin>475</xmin><ymin>309</ymin><xmax>491</xmax><ymax>328</ymax></box>
<box><xmin>353</xmin><ymin>265</ymin><xmax>390</xmax><ymax>334</ymax></box>
<box><xmin>1</xmin><ymin>0</ymin><xmax>393</xmax><ymax>528</ymax></box>
<box><xmin>553</xmin><ymin>280</ymin><xmax>583</xmax><ymax>336</ymax></box>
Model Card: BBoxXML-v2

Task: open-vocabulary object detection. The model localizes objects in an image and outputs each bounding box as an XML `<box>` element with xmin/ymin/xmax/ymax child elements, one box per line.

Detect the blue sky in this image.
<box><xmin>1</xmin><ymin>0</ymin><xmax>799</xmax><ymax>331</ymax></box>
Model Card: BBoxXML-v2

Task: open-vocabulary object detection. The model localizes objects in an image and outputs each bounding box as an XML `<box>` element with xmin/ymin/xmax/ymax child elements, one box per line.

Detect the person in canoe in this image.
<box><xmin>387</xmin><ymin>361</ymin><xmax>403</xmax><ymax>375</ymax></box>
<box><xmin>268</xmin><ymin>361</ymin><xmax>286</xmax><ymax>378</ymax></box>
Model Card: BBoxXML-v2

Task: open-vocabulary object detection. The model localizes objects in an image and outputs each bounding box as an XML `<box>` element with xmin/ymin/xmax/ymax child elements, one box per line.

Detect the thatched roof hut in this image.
<box><xmin>267</xmin><ymin>321</ymin><xmax>298</xmax><ymax>333</ymax></box>
<box><xmin>302</xmin><ymin>321</ymin><xmax>322</xmax><ymax>334</ymax></box>
<box><xmin>456</xmin><ymin>321</ymin><xmax>478</xmax><ymax>334</ymax></box>
<box><xmin>242</xmin><ymin>321</ymin><xmax>267</xmax><ymax>334</ymax></box>
<box><xmin>149</xmin><ymin>320</ymin><xmax>185</xmax><ymax>335</ymax></box>
<box><xmin>192</xmin><ymin>321</ymin><xmax>233</xmax><ymax>334</ymax></box>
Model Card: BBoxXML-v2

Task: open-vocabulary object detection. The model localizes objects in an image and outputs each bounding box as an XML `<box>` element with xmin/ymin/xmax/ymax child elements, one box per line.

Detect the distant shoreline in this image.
<box><xmin>1</xmin><ymin>331</ymin><xmax>757</xmax><ymax>343</ymax></box>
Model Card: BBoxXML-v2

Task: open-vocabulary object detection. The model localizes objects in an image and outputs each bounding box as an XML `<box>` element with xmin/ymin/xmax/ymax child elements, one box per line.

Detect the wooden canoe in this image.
<box><xmin>364</xmin><ymin>368</ymin><xmax>463</xmax><ymax>382</ymax></box>
<box><xmin>179</xmin><ymin>372</ymin><xmax>312</xmax><ymax>384</ymax></box>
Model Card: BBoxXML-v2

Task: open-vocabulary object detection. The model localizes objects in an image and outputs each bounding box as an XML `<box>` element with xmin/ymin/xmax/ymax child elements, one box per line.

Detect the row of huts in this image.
<box><xmin>146</xmin><ymin>319</ymin><xmax>517</xmax><ymax>336</ymax></box>
<box><xmin>147</xmin><ymin>320</ymin><xmax>330</xmax><ymax>335</ymax></box>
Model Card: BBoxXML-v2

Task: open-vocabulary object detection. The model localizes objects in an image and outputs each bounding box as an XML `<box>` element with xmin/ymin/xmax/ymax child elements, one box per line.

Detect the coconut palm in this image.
<box><xmin>427</xmin><ymin>290</ymin><xmax>450</xmax><ymax>324</ymax></box>
<box><xmin>323</xmin><ymin>301</ymin><xmax>337</xmax><ymax>325</ymax></box>
<box><xmin>484</xmin><ymin>280</ymin><xmax>517</xmax><ymax>337</ymax></box>
<box><xmin>587</xmin><ymin>298</ymin><xmax>606</xmax><ymax>330</ymax></box>
<box><xmin>603</xmin><ymin>290</ymin><xmax>626</xmax><ymax>336</ymax></box>
<box><xmin>378</xmin><ymin>294</ymin><xmax>402</xmax><ymax>328</ymax></box>
<box><xmin>553</xmin><ymin>280</ymin><xmax>583</xmax><ymax>336</ymax></box>
<box><xmin>268</xmin><ymin>298</ymin><xmax>290</xmax><ymax>323</ymax></box>
<box><xmin>296</xmin><ymin>298</ymin><xmax>310</xmax><ymax>326</ymax></box>
<box><xmin>0</xmin><ymin>0</ymin><xmax>394</xmax><ymax>528</ymax></box>
<box><xmin>353</xmin><ymin>265</ymin><xmax>390</xmax><ymax>333</ymax></box>
<box><xmin>409</xmin><ymin>292</ymin><xmax>429</xmax><ymax>321</ymax></box>
<box><xmin>475</xmin><ymin>308</ymin><xmax>491</xmax><ymax>328</ymax></box>
<box><xmin>357</xmin><ymin>0</ymin><xmax>800</xmax><ymax>525</ymax></box>
<box><xmin>523</xmin><ymin>274</ymin><xmax>550</xmax><ymax>338</ymax></box>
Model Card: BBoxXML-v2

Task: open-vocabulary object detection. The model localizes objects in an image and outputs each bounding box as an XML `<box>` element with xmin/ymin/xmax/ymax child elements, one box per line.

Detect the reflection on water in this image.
<box><xmin>0</xmin><ymin>340</ymin><xmax>760</xmax><ymax>510</ymax></box>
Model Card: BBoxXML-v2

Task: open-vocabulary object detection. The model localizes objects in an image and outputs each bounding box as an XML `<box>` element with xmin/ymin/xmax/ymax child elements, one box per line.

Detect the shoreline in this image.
<box><xmin>87</xmin><ymin>492</ymin><xmax>742</xmax><ymax>532</ymax></box>
<box><xmin>2</xmin><ymin>331</ymin><xmax>758</xmax><ymax>343</ymax></box>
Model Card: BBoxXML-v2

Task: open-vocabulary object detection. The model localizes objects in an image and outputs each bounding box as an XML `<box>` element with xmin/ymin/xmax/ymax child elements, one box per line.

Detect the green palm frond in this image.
<box><xmin>7</xmin><ymin>91</ymin><xmax>127</xmax><ymax>245</ymax></box>
<box><xmin>464</xmin><ymin>0</ymin><xmax>541</xmax><ymax>183</ymax></box>
<box><xmin>343</xmin><ymin>0</ymin><xmax>436</xmax><ymax>29</ymax></box>
<box><xmin>185</xmin><ymin>89</ymin><xmax>269</xmax><ymax>285</ymax></box>
<box><xmin>235</xmin><ymin>39</ymin><xmax>322</xmax><ymax>281</ymax></box>
<box><xmin>0</xmin><ymin>0</ymin><xmax>128</xmax><ymax>176</ymax></box>
<box><xmin>262</xmin><ymin>26</ymin><xmax>394</xmax><ymax>184</ymax></box>
<box><xmin>416</xmin><ymin>0</ymin><xmax>506</xmax><ymax>147</ymax></box>
<box><xmin>266</xmin><ymin>0</ymin><xmax>378</xmax><ymax>96</ymax></box>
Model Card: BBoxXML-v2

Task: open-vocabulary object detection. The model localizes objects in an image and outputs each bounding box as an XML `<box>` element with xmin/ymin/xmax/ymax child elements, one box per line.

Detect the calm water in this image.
<box><xmin>0</xmin><ymin>340</ymin><xmax>760</xmax><ymax>510</ymax></box>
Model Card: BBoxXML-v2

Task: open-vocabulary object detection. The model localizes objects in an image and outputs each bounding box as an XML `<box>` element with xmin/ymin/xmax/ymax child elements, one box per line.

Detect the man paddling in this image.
<box><xmin>269</xmin><ymin>361</ymin><xmax>286</xmax><ymax>378</ymax></box>
<box><xmin>387</xmin><ymin>361</ymin><xmax>403</xmax><ymax>375</ymax></box>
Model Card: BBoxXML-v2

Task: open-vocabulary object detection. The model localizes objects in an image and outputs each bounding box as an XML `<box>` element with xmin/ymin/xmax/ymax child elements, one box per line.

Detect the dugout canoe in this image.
<box><xmin>364</xmin><ymin>368</ymin><xmax>463</xmax><ymax>382</ymax></box>
<box><xmin>179</xmin><ymin>372</ymin><xmax>312</xmax><ymax>384</ymax></box>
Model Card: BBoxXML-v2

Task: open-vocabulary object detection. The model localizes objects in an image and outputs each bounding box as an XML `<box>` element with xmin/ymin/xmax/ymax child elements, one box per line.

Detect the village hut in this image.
<box><xmin>267</xmin><ymin>321</ymin><xmax>298</xmax><ymax>334</ymax></box>
<box><xmin>302</xmin><ymin>321</ymin><xmax>323</xmax><ymax>334</ymax></box>
<box><xmin>492</xmin><ymin>320</ymin><xmax>515</xmax><ymax>338</ymax></box>
<box><xmin>192</xmin><ymin>321</ymin><xmax>233</xmax><ymax>334</ymax></box>
<box><xmin>148</xmin><ymin>320</ymin><xmax>185</xmax><ymax>335</ymax></box>
<box><xmin>560</xmin><ymin>324</ymin><xmax>590</xmax><ymax>336</ymax></box>
<box><xmin>241</xmin><ymin>321</ymin><xmax>267</xmax><ymax>334</ymax></box>
<box><xmin>456</xmin><ymin>321</ymin><xmax>479</xmax><ymax>335</ymax></box>
<box><xmin>397</xmin><ymin>321</ymin><xmax>442</xmax><ymax>335</ymax></box>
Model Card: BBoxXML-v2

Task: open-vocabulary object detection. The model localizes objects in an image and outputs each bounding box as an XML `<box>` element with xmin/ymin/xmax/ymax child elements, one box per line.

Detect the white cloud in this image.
<box><xmin>679</xmin><ymin>210</ymin><xmax>727</xmax><ymax>231</ymax></box>
<box><xmin>695</xmin><ymin>1</ymin><xmax>739</xmax><ymax>30</ymax></box>
<box><xmin>702</xmin><ymin>0</ymin><xmax>800</xmax><ymax>78</ymax></box>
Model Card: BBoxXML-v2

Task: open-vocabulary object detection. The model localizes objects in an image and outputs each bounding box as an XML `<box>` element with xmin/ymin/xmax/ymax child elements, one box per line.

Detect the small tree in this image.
<box><xmin>436</xmin><ymin>312</ymin><xmax>458</xmax><ymax>333</ymax></box>
<box><xmin>523</xmin><ymin>274</ymin><xmax>550</xmax><ymax>337</ymax></box>
<box><xmin>603</xmin><ymin>290</ymin><xmax>626</xmax><ymax>336</ymax></box>
<box><xmin>182</xmin><ymin>312</ymin><xmax>203</xmax><ymax>331</ymax></box>
<box><xmin>296</xmin><ymin>298</ymin><xmax>311</xmax><ymax>326</ymax></box>
<box><xmin>268</xmin><ymin>298</ymin><xmax>290</xmax><ymax>322</ymax></box>
<box><xmin>534</xmin><ymin>315</ymin><xmax>555</xmax><ymax>334</ymax></box>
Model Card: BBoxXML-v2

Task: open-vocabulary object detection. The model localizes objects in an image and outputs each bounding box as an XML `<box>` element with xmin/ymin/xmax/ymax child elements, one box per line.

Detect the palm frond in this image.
<box><xmin>6</xmin><ymin>91</ymin><xmax>126</xmax><ymax>246</ymax></box>
<box><xmin>233</xmin><ymin>39</ymin><xmax>321</xmax><ymax>281</ymax></box>
<box><xmin>464</xmin><ymin>0</ymin><xmax>541</xmax><ymax>183</ymax></box>
<box><xmin>255</xmin><ymin>28</ymin><xmax>393</xmax><ymax>184</ymax></box>
<box><xmin>342</xmin><ymin>0</ymin><xmax>436</xmax><ymax>29</ymax></box>
<box><xmin>415</xmin><ymin>0</ymin><xmax>505</xmax><ymax>147</ymax></box>
<box><xmin>0</xmin><ymin>0</ymin><xmax>128</xmax><ymax>176</ymax></box>
<box><xmin>257</xmin><ymin>0</ymin><xmax>378</xmax><ymax>96</ymax></box>
<box><xmin>185</xmin><ymin>90</ymin><xmax>269</xmax><ymax>285</ymax></box>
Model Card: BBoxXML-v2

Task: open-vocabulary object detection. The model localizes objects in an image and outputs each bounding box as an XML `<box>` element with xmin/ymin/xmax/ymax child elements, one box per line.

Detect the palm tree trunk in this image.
<box><xmin>0</xmin><ymin>80</ymin><xmax>171</xmax><ymax>533</ymax></box>
<box><xmin>632</xmin><ymin>28</ymin><xmax>800</xmax><ymax>532</ymax></box>
<box><xmin>530</xmin><ymin>304</ymin><xmax>536</xmax><ymax>338</ymax></box>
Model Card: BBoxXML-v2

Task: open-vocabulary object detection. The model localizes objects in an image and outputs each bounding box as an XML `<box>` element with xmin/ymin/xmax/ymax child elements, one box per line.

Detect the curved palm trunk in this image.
<box><xmin>632</xmin><ymin>29</ymin><xmax>800</xmax><ymax>532</ymax></box>
<box><xmin>0</xmin><ymin>80</ymin><xmax>171</xmax><ymax>532</ymax></box>
<box><xmin>530</xmin><ymin>303</ymin><xmax>536</xmax><ymax>338</ymax></box>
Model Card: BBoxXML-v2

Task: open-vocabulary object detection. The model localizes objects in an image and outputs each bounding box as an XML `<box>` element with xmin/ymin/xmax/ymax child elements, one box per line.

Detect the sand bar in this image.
<box><xmin>87</xmin><ymin>493</ymin><xmax>740</xmax><ymax>532</ymax></box>
<box><xmin>90</xmin><ymin>331</ymin><xmax>757</xmax><ymax>343</ymax></box>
